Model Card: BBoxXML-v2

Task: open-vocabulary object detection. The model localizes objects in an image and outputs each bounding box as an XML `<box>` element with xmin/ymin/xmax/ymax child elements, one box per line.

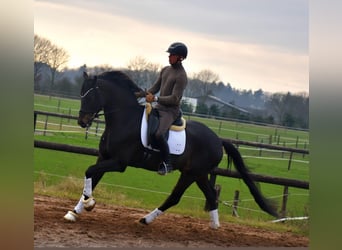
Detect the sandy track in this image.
<box><xmin>34</xmin><ymin>195</ymin><xmax>308</xmax><ymax>248</ymax></box>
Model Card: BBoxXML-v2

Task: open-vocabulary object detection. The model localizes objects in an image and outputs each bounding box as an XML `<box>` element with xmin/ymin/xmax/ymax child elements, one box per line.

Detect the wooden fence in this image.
<box><xmin>34</xmin><ymin>110</ymin><xmax>309</xmax><ymax>217</ymax></box>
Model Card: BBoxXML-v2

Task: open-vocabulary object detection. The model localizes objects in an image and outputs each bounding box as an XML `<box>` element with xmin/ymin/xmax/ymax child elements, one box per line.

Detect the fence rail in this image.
<box><xmin>34</xmin><ymin>140</ymin><xmax>309</xmax><ymax>190</ymax></box>
<box><xmin>228</xmin><ymin>138</ymin><xmax>309</xmax><ymax>154</ymax></box>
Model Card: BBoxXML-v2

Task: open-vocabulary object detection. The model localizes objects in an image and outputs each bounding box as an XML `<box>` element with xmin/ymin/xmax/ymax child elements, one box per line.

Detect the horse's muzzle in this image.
<box><xmin>78</xmin><ymin>112</ymin><xmax>95</xmax><ymax>128</ymax></box>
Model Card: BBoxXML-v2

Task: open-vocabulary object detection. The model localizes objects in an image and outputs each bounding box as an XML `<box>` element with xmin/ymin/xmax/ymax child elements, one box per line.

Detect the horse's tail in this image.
<box><xmin>222</xmin><ymin>139</ymin><xmax>279</xmax><ymax>218</ymax></box>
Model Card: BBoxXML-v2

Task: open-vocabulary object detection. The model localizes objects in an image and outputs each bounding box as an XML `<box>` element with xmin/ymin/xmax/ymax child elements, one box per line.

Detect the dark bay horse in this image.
<box><xmin>63</xmin><ymin>71</ymin><xmax>278</xmax><ymax>228</ymax></box>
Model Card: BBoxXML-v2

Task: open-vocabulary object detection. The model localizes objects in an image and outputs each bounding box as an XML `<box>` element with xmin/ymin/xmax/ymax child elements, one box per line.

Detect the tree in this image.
<box><xmin>265</xmin><ymin>93</ymin><xmax>287</xmax><ymax>125</ymax></box>
<box><xmin>265</xmin><ymin>92</ymin><xmax>309</xmax><ymax>128</ymax></box>
<box><xmin>34</xmin><ymin>35</ymin><xmax>52</xmax><ymax>90</ymax></box>
<box><xmin>34</xmin><ymin>34</ymin><xmax>70</xmax><ymax>93</ymax></box>
<box><xmin>209</xmin><ymin>104</ymin><xmax>220</xmax><ymax>116</ymax></box>
<box><xmin>192</xmin><ymin>69</ymin><xmax>219</xmax><ymax>96</ymax></box>
<box><xmin>184</xmin><ymin>78</ymin><xmax>202</xmax><ymax>98</ymax></box>
<box><xmin>126</xmin><ymin>56</ymin><xmax>161</xmax><ymax>89</ymax></box>
<box><xmin>46</xmin><ymin>44</ymin><xmax>70</xmax><ymax>92</ymax></box>
<box><xmin>91</xmin><ymin>64</ymin><xmax>115</xmax><ymax>75</ymax></box>
<box><xmin>195</xmin><ymin>102</ymin><xmax>209</xmax><ymax>115</ymax></box>
<box><xmin>180</xmin><ymin>100</ymin><xmax>194</xmax><ymax>113</ymax></box>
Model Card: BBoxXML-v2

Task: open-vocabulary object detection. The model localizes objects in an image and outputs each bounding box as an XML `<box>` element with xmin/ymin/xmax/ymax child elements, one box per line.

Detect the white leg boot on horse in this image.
<box><xmin>64</xmin><ymin>177</ymin><xmax>96</xmax><ymax>222</ymax></box>
<box><xmin>139</xmin><ymin>208</ymin><xmax>164</xmax><ymax>224</ymax></box>
<box><xmin>209</xmin><ymin>209</ymin><xmax>220</xmax><ymax>229</ymax></box>
<box><xmin>82</xmin><ymin>177</ymin><xmax>96</xmax><ymax>211</ymax></box>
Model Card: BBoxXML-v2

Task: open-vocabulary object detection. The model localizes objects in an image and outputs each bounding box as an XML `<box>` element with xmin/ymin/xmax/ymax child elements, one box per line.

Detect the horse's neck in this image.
<box><xmin>104</xmin><ymin>104</ymin><xmax>144</xmax><ymax>127</ymax></box>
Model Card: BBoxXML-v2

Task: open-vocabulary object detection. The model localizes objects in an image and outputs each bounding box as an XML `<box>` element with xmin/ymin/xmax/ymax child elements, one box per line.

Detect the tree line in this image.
<box><xmin>34</xmin><ymin>34</ymin><xmax>309</xmax><ymax>129</ymax></box>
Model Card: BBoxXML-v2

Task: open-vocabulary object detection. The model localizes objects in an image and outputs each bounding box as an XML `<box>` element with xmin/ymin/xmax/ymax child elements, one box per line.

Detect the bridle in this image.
<box><xmin>80</xmin><ymin>86</ymin><xmax>99</xmax><ymax>98</ymax></box>
<box><xmin>79</xmin><ymin>79</ymin><xmax>120</xmax><ymax>125</ymax></box>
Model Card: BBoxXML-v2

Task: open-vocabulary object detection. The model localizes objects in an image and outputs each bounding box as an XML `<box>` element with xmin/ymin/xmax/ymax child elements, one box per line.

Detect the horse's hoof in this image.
<box><xmin>139</xmin><ymin>218</ymin><xmax>148</xmax><ymax>225</ymax></box>
<box><xmin>64</xmin><ymin>211</ymin><xmax>78</xmax><ymax>222</ymax></box>
<box><xmin>82</xmin><ymin>197</ymin><xmax>96</xmax><ymax>211</ymax></box>
<box><xmin>209</xmin><ymin>222</ymin><xmax>220</xmax><ymax>229</ymax></box>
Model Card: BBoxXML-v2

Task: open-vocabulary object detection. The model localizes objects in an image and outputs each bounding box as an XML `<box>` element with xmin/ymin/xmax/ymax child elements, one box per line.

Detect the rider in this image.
<box><xmin>145</xmin><ymin>42</ymin><xmax>188</xmax><ymax>175</ymax></box>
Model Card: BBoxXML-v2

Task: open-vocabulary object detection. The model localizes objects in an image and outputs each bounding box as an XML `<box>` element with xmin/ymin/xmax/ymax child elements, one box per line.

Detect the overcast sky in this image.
<box><xmin>34</xmin><ymin>0</ymin><xmax>308</xmax><ymax>93</ymax></box>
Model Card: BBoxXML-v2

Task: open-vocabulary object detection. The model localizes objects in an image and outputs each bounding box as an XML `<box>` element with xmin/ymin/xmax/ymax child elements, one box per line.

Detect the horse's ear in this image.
<box><xmin>83</xmin><ymin>72</ymin><xmax>89</xmax><ymax>79</ymax></box>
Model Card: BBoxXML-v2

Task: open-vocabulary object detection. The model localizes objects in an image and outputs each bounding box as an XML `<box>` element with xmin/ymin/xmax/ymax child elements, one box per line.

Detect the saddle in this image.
<box><xmin>145</xmin><ymin>103</ymin><xmax>186</xmax><ymax>147</ymax></box>
<box><xmin>141</xmin><ymin>103</ymin><xmax>186</xmax><ymax>155</ymax></box>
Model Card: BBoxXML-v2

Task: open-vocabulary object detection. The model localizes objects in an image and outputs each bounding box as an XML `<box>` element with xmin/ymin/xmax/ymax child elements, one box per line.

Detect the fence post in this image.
<box><xmin>43</xmin><ymin>115</ymin><xmax>48</xmax><ymax>136</ymax></box>
<box><xmin>95</xmin><ymin>121</ymin><xmax>99</xmax><ymax>136</ymax></box>
<box><xmin>287</xmin><ymin>152</ymin><xmax>293</xmax><ymax>171</ymax></box>
<box><xmin>232</xmin><ymin>190</ymin><xmax>240</xmax><ymax>217</ymax></box>
<box><xmin>34</xmin><ymin>112</ymin><xmax>37</xmax><ymax>131</ymax></box>
<box><xmin>281</xmin><ymin>186</ymin><xmax>289</xmax><ymax>219</ymax></box>
<box><xmin>218</xmin><ymin>121</ymin><xmax>222</xmax><ymax>135</ymax></box>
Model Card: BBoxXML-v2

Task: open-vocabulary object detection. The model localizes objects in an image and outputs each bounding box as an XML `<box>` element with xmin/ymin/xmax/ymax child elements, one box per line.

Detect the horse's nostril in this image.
<box><xmin>78</xmin><ymin>119</ymin><xmax>87</xmax><ymax>128</ymax></box>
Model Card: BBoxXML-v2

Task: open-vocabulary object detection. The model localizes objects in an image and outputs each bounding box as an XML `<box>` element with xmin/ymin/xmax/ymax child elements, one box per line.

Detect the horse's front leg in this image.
<box><xmin>64</xmin><ymin>158</ymin><xmax>125</xmax><ymax>222</ymax></box>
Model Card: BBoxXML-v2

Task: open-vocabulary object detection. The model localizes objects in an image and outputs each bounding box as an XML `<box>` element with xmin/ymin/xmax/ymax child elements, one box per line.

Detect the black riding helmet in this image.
<box><xmin>166</xmin><ymin>42</ymin><xmax>188</xmax><ymax>59</ymax></box>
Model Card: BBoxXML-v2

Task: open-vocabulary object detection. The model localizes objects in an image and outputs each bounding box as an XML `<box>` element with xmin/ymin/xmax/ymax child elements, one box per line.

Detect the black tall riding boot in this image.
<box><xmin>158</xmin><ymin>155</ymin><xmax>173</xmax><ymax>175</ymax></box>
<box><xmin>154</xmin><ymin>135</ymin><xmax>173</xmax><ymax>175</ymax></box>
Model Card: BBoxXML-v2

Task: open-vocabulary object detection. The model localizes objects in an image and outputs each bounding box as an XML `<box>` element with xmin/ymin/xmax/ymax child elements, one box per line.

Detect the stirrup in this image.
<box><xmin>157</xmin><ymin>162</ymin><xmax>173</xmax><ymax>175</ymax></box>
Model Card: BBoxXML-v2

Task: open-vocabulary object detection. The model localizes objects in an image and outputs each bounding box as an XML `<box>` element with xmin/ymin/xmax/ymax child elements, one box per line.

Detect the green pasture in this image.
<box><xmin>34</xmin><ymin>94</ymin><xmax>309</xmax><ymax>235</ymax></box>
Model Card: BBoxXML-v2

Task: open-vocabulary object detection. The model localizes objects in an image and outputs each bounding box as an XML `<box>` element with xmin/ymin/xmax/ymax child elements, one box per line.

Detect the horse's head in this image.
<box><xmin>79</xmin><ymin>70</ymin><xmax>144</xmax><ymax>128</ymax></box>
<box><xmin>78</xmin><ymin>72</ymin><xmax>103</xmax><ymax>128</ymax></box>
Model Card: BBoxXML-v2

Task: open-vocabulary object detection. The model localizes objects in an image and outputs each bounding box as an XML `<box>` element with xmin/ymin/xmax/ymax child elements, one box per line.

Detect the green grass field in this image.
<box><xmin>34</xmin><ymin>94</ymin><xmax>309</xmax><ymax>235</ymax></box>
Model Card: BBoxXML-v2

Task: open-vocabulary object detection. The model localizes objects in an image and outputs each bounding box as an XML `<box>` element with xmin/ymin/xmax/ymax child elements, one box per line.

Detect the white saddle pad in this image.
<box><xmin>140</xmin><ymin>108</ymin><xmax>186</xmax><ymax>155</ymax></box>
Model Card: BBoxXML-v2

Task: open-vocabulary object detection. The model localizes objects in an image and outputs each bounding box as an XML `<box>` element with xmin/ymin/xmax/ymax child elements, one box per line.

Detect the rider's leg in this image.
<box><xmin>154</xmin><ymin>110</ymin><xmax>175</xmax><ymax>175</ymax></box>
<box><xmin>154</xmin><ymin>134</ymin><xmax>173</xmax><ymax>175</ymax></box>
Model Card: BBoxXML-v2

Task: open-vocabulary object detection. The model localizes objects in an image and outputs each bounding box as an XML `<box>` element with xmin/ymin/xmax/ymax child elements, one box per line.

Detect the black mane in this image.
<box><xmin>98</xmin><ymin>71</ymin><xmax>143</xmax><ymax>94</ymax></box>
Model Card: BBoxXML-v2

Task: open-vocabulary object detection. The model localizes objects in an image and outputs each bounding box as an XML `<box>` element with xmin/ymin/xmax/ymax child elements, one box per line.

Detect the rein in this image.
<box><xmin>94</xmin><ymin>107</ymin><xmax>121</xmax><ymax>118</ymax></box>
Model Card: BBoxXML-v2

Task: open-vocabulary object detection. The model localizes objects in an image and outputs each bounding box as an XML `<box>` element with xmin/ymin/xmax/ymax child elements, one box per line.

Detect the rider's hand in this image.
<box><xmin>134</xmin><ymin>90</ymin><xmax>145</xmax><ymax>98</ymax></box>
<box><xmin>145</xmin><ymin>92</ymin><xmax>155</xmax><ymax>103</ymax></box>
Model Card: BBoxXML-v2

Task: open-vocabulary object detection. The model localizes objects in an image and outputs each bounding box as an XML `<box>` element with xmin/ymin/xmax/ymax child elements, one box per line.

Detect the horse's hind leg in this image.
<box><xmin>195</xmin><ymin>174</ymin><xmax>220</xmax><ymax>229</ymax></box>
<box><xmin>140</xmin><ymin>172</ymin><xmax>195</xmax><ymax>224</ymax></box>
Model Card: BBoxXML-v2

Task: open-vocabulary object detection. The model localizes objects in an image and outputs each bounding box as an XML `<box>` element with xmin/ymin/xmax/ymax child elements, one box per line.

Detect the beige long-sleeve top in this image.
<box><xmin>148</xmin><ymin>62</ymin><xmax>187</xmax><ymax>114</ymax></box>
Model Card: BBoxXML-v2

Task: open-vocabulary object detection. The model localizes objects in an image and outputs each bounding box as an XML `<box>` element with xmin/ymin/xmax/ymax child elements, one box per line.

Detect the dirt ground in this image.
<box><xmin>34</xmin><ymin>194</ymin><xmax>309</xmax><ymax>248</ymax></box>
